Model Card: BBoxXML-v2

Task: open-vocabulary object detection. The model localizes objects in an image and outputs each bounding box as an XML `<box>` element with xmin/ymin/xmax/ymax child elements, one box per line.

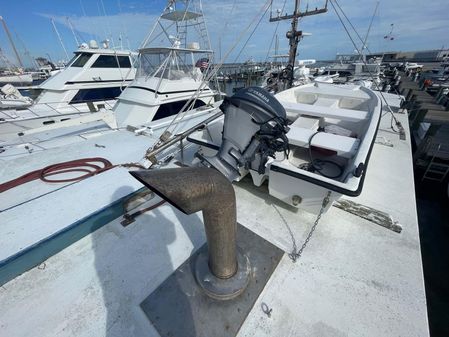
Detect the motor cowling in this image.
<box><xmin>202</xmin><ymin>87</ymin><xmax>289</xmax><ymax>181</ymax></box>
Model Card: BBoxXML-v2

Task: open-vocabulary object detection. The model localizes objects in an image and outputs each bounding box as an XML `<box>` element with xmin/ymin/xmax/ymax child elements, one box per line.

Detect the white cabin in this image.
<box><xmin>34</xmin><ymin>47</ymin><xmax>136</xmax><ymax>109</ymax></box>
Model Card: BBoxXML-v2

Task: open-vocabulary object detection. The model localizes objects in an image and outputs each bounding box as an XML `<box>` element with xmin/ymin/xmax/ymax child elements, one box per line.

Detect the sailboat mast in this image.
<box><xmin>51</xmin><ymin>18</ymin><xmax>70</xmax><ymax>61</ymax></box>
<box><xmin>0</xmin><ymin>16</ymin><xmax>24</xmax><ymax>68</ymax></box>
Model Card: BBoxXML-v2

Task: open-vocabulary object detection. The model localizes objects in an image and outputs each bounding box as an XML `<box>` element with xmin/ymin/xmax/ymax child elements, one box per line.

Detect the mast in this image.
<box><xmin>269</xmin><ymin>0</ymin><xmax>328</xmax><ymax>88</ymax></box>
<box><xmin>51</xmin><ymin>18</ymin><xmax>69</xmax><ymax>61</ymax></box>
<box><xmin>0</xmin><ymin>16</ymin><xmax>23</xmax><ymax>68</ymax></box>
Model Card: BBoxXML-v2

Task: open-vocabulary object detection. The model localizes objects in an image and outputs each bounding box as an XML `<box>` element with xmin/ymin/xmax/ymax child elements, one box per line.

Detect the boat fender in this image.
<box><xmin>354</xmin><ymin>163</ymin><xmax>365</xmax><ymax>178</ymax></box>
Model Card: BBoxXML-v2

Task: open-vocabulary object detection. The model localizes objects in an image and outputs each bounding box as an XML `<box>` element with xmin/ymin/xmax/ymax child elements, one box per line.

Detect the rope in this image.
<box><xmin>264</xmin><ymin>0</ymin><xmax>288</xmax><ymax>63</ymax></box>
<box><xmin>329</xmin><ymin>0</ymin><xmax>402</xmax><ymax>134</ymax></box>
<box><xmin>332</xmin><ymin>0</ymin><xmax>373</xmax><ymax>55</ymax></box>
<box><xmin>233</xmin><ymin>4</ymin><xmax>271</xmax><ymax>63</ymax></box>
<box><xmin>0</xmin><ymin>157</ymin><xmax>145</xmax><ymax>193</ymax></box>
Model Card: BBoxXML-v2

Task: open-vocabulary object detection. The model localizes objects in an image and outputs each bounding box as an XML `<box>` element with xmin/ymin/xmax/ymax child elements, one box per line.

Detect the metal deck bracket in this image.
<box><xmin>140</xmin><ymin>224</ymin><xmax>284</xmax><ymax>337</ymax></box>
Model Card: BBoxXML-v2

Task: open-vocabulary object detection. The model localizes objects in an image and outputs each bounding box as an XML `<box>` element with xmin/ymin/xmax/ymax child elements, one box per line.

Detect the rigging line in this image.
<box><xmin>329</xmin><ymin>0</ymin><xmax>401</xmax><ymax>129</ymax></box>
<box><xmin>139</xmin><ymin>2</ymin><xmax>168</xmax><ymax>49</ymax></box>
<box><xmin>334</xmin><ymin>0</ymin><xmax>402</xmax><ymax>122</ymax></box>
<box><xmin>233</xmin><ymin>3</ymin><xmax>271</xmax><ymax>64</ymax></box>
<box><xmin>100</xmin><ymin>0</ymin><xmax>115</xmax><ymax>48</ymax></box>
<box><xmin>96</xmin><ymin>1</ymin><xmax>109</xmax><ymax>44</ymax></box>
<box><xmin>264</xmin><ymin>0</ymin><xmax>288</xmax><ymax>63</ymax></box>
<box><xmin>332</xmin><ymin>0</ymin><xmax>373</xmax><ymax>55</ymax></box>
<box><xmin>361</xmin><ymin>1</ymin><xmax>379</xmax><ymax>53</ymax></box>
<box><xmin>79</xmin><ymin>0</ymin><xmax>94</xmax><ymax>41</ymax></box>
<box><xmin>150</xmin><ymin>0</ymin><xmax>273</xmax><ymax>149</ymax></box>
<box><xmin>216</xmin><ymin>0</ymin><xmax>238</xmax><ymax>45</ymax></box>
<box><xmin>117</xmin><ymin>0</ymin><xmax>131</xmax><ymax>50</ymax></box>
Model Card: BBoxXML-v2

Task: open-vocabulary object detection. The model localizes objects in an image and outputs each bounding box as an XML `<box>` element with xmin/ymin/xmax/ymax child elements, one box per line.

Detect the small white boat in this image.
<box><xmin>188</xmin><ymin>83</ymin><xmax>382</xmax><ymax>213</ymax></box>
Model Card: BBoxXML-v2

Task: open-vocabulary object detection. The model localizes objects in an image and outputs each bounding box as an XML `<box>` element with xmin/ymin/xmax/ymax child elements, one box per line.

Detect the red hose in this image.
<box><xmin>0</xmin><ymin>157</ymin><xmax>143</xmax><ymax>193</ymax></box>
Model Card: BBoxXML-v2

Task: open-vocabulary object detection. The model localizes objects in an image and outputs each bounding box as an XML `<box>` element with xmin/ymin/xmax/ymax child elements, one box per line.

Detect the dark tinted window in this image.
<box><xmin>67</xmin><ymin>54</ymin><xmax>80</xmax><ymax>66</ymax></box>
<box><xmin>70</xmin><ymin>87</ymin><xmax>122</xmax><ymax>104</ymax></box>
<box><xmin>153</xmin><ymin>99</ymin><xmax>205</xmax><ymax>121</ymax></box>
<box><xmin>71</xmin><ymin>53</ymin><xmax>91</xmax><ymax>67</ymax></box>
<box><xmin>92</xmin><ymin>55</ymin><xmax>131</xmax><ymax>68</ymax></box>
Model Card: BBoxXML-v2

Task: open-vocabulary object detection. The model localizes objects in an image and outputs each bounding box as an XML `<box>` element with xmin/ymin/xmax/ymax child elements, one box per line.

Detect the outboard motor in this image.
<box><xmin>201</xmin><ymin>87</ymin><xmax>290</xmax><ymax>181</ymax></box>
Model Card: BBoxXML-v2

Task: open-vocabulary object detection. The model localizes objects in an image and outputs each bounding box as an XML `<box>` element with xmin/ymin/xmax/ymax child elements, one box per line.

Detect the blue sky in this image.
<box><xmin>1</xmin><ymin>0</ymin><xmax>448</xmax><ymax>67</ymax></box>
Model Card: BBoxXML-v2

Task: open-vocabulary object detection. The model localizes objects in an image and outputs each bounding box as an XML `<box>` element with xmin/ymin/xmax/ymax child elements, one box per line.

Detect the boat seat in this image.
<box><xmin>280</xmin><ymin>100</ymin><xmax>369</xmax><ymax>122</ymax></box>
<box><xmin>287</xmin><ymin>126</ymin><xmax>360</xmax><ymax>158</ymax></box>
<box><xmin>313</xmin><ymin>97</ymin><xmax>340</xmax><ymax>108</ymax></box>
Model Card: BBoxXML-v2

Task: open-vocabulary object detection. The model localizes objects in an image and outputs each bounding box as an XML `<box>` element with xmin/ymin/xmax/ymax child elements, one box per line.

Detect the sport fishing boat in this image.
<box><xmin>0</xmin><ymin>41</ymin><xmax>136</xmax><ymax>136</ymax></box>
<box><xmin>0</xmin><ymin>2</ymin><xmax>218</xmax><ymax>143</ymax></box>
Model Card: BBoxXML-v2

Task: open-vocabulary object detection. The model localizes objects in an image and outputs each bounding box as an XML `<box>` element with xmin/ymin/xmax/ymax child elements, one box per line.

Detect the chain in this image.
<box><xmin>273</xmin><ymin>191</ymin><xmax>331</xmax><ymax>262</ymax></box>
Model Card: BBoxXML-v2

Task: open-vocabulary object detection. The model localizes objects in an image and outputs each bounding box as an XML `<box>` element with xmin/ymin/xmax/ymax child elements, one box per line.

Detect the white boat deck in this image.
<box><xmin>0</xmin><ymin>109</ymin><xmax>428</xmax><ymax>336</ymax></box>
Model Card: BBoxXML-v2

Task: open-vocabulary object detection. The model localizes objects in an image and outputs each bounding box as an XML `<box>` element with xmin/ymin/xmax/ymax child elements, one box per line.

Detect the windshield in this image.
<box><xmin>137</xmin><ymin>50</ymin><xmax>210</xmax><ymax>81</ymax></box>
<box><xmin>71</xmin><ymin>53</ymin><xmax>92</xmax><ymax>67</ymax></box>
<box><xmin>67</xmin><ymin>54</ymin><xmax>80</xmax><ymax>67</ymax></box>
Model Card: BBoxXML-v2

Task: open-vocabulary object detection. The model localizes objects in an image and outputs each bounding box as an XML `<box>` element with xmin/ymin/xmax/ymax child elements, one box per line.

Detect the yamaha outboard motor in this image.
<box><xmin>201</xmin><ymin>87</ymin><xmax>290</xmax><ymax>181</ymax></box>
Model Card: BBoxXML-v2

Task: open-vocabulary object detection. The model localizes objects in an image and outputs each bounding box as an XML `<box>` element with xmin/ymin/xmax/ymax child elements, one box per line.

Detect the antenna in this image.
<box><xmin>51</xmin><ymin>18</ymin><xmax>70</xmax><ymax>61</ymax></box>
<box><xmin>66</xmin><ymin>17</ymin><xmax>80</xmax><ymax>46</ymax></box>
<box><xmin>275</xmin><ymin>34</ymin><xmax>279</xmax><ymax>56</ymax></box>
<box><xmin>269</xmin><ymin>0</ymin><xmax>328</xmax><ymax>88</ymax></box>
<box><xmin>0</xmin><ymin>16</ymin><xmax>24</xmax><ymax>68</ymax></box>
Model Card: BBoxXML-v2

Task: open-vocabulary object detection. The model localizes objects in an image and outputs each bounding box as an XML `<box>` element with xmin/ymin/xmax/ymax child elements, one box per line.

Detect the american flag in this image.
<box><xmin>195</xmin><ymin>58</ymin><xmax>209</xmax><ymax>71</ymax></box>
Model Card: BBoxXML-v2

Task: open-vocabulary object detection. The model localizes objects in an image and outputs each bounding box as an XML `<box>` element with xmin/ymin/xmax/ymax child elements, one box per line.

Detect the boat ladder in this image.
<box><xmin>421</xmin><ymin>143</ymin><xmax>449</xmax><ymax>182</ymax></box>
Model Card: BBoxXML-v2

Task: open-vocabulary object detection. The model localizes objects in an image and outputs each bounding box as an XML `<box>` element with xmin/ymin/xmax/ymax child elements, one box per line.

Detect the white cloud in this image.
<box><xmin>36</xmin><ymin>0</ymin><xmax>449</xmax><ymax>62</ymax></box>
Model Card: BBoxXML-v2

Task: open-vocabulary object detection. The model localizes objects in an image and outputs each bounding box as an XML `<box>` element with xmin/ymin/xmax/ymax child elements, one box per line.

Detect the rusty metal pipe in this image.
<box><xmin>130</xmin><ymin>167</ymin><xmax>237</xmax><ymax>279</ymax></box>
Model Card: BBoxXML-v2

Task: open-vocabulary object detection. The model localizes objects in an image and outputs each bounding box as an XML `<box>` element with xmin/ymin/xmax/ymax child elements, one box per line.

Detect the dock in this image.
<box><xmin>397</xmin><ymin>69</ymin><xmax>449</xmax><ymax>183</ymax></box>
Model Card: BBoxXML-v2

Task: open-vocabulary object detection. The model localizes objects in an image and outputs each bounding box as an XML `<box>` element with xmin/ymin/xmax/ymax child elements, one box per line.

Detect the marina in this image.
<box><xmin>0</xmin><ymin>0</ymin><xmax>449</xmax><ymax>336</ymax></box>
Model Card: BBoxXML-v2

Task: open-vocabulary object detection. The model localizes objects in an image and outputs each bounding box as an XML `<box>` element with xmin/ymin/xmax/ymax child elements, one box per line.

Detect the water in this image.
<box><xmin>217</xmin><ymin>78</ymin><xmax>264</xmax><ymax>97</ymax></box>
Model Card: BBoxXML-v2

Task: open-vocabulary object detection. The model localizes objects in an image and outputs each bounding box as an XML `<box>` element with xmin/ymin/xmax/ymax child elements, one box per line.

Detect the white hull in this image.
<box><xmin>188</xmin><ymin>83</ymin><xmax>382</xmax><ymax>214</ymax></box>
<box><xmin>0</xmin><ymin>97</ymin><xmax>33</xmax><ymax>109</ymax></box>
<box><xmin>0</xmin><ymin>73</ymin><xmax>33</xmax><ymax>84</ymax></box>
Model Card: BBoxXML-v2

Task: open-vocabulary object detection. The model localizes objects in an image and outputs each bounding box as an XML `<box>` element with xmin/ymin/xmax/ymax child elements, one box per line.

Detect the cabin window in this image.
<box><xmin>71</xmin><ymin>53</ymin><xmax>92</xmax><ymax>67</ymax></box>
<box><xmin>69</xmin><ymin>87</ymin><xmax>122</xmax><ymax>104</ymax></box>
<box><xmin>153</xmin><ymin>99</ymin><xmax>205</xmax><ymax>121</ymax></box>
<box><xmin>67</xmin><ymin>54</ymin><xmax>80</xmax><ymax>66</ymax></box>
<box><xmin>92</xmin><ymin>55</ymin><xmax>131</xmax><ymax>68</ymax></box>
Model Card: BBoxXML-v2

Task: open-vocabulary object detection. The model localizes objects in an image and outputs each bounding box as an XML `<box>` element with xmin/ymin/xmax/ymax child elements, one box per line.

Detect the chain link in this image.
<box><xmin>273</xmin><ymin>191</ymin><xmax>331</xmax><ymax>262</ymax></box>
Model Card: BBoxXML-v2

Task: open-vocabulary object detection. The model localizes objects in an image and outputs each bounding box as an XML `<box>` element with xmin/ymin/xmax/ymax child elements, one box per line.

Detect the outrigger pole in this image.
<box><xmin>0</xmin><ymin>16</ymin><xmax>24</xmax><ymax>68</ymax></box>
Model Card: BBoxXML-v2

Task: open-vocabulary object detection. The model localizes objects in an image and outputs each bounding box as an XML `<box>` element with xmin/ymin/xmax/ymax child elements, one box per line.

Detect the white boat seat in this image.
<box><xmin>287</xmin><ymin>126</ymin><xmax>360</xmax><ymax>158</ymax></box>
<box><xmin>280</xmin><ymin>100</ymin><xmax>369</xmax><ymax>122</ymax></box>
<box><xmin>313</xmin><ymin>97</ymin><xmax>340</xmax><ymax>108</ymax></box>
